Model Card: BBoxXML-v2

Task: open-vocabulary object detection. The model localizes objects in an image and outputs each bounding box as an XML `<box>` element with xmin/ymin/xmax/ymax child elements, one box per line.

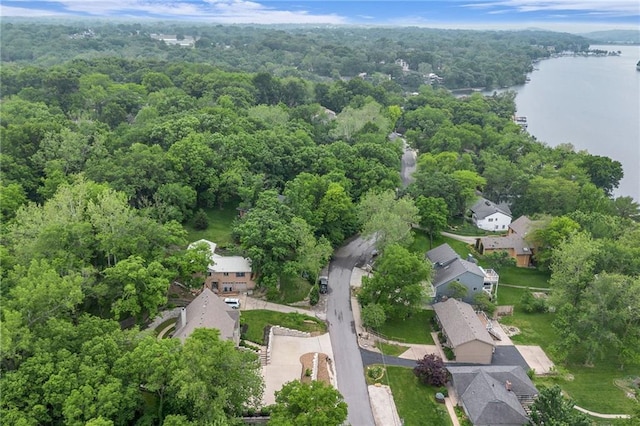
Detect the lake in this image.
<box><xmin>511</xmin><ymin>44</ymin><xmax>640</xmax><ymax>202</ymax></box>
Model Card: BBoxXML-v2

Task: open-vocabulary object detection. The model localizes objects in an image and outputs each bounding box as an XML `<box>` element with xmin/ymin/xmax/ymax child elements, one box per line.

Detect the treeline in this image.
<box><xmin>1</xmin><ymin>21</ymin><xmax>591</xmax><ymax>89</ymax></box>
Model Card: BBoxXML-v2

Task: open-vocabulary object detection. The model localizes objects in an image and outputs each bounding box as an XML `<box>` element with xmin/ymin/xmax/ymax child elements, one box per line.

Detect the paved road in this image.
<box><xmin>399</xmin><ymin>136</ymin><xmax>417</xmax><ymax>188</ymax></box>
<box><xmin>327</xmin><ymin>236</ymin><xmax>376</xmax><ymax>426</ymax></box>
<box><xmin>360</xmin><ymin>348</ymin><xmax>418</xmax><ymax>368</ymax></box>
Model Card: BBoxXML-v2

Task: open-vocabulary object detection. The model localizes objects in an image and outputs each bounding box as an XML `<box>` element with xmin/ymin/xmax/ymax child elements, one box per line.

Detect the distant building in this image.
<box><xmin>188</xmin><ymin>239</ymin><xmax>255</xmax><ymax>294</ymax></box>
<box><xmin>426</xmin><ymin>243</ymin><xmax>499</xmax><ymax>302</ymax></box>
<box><xmin>470</xmin><ymin>197</ymin><xmax>512</xmax><ymax>232</ymax></box>
<box><xmin>150</xmin><ymin>33</ymin><xmax>196</xmax><ymax>47</ymax></box>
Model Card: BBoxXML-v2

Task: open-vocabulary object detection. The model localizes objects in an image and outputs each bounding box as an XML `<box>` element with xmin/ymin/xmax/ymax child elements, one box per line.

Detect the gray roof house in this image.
<box><xmin>173</xmin><ymin>288</ymin><xmax>240</xmax><ymax>345</ymax></box>
<box><xmin>448</xmin><ymin>365</ymin><xmax>538</xmax><ymax>426</ymax></box>
<box><xmin>433</xmin><ymin>298</ymin><xmax>494</xmax><ymax>364</ymax></box>
<box><xmin>477</xmin><ymin>215</ymin><xmax>542</xmax><ymax>268</ymax></box>
<box><xmin>426</xmin><ymin>244</ymin><xmax>499</xmax><ymax>302</ymax></box>
<box><xmin>470</xmin><ymin>197</ymin><xmax>512</xmax><ymax>232</ymax></box>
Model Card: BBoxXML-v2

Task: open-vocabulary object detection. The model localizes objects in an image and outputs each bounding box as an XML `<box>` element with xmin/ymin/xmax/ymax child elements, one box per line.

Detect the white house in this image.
<box><xmin>188</xmin><ymin>239</ymin><xmax>255</xmax><ymax>294</ymax></box>
<box><xmin>470</xmin><ymin>198</ymin><xmax>512</xmax><ymax>232</ymax></box>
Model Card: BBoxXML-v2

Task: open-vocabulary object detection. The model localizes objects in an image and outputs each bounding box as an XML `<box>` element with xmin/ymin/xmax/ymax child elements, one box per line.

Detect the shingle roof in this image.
<box><xmin>471</xmin><ymin>198</ymin><xmax>512</xmax><ymax>220</ymax></box>
<box><xmin>426</xmin><ymin>243</ymin><xmax>459</xmax><ymax>266</ymax></box>
<box><xmin>433</xmin><ymin>299</ymin><xmax>494</xmax><ymax>347</ymax></box>
<box><xmin>426</xmin><ymin>244</ymin><xmax>484</xmax><ymax>288</ymax></box>
<box><xmin>508</xmin><ymin>215</ymin><xmax>535</xmax><ymax>237</ymax></box>
<box><xmin>188</xmin><ymin>239</ymin><xmax>252</xmax><ymax>273</ymax></box>
<box><xmin>173</xmin><ymin>288</ymin><xmax>239</xmax><ymax>342</ymax></box>
<box><xmin>480</xmin><ymin>234</ymin><xmax>533</xmax><ymax>256</ymax></box>
<box><xmin>448</xmin><ymin>366</ymin><xmax>537</xmax><ymax>425</ymax></box>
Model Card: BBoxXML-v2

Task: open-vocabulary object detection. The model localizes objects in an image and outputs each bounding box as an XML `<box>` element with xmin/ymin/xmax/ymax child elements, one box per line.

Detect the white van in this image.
<box><xmin>224</xmin><ymin>298</ymin><xmax>241</xmax><ymax>309</ymax></box>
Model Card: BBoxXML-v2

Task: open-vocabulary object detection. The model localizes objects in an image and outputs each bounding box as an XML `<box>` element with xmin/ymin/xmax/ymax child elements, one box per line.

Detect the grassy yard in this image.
<box><xmin>373</xmin><ymin>366</ymin><xmax>453</xmax><ymax>426</ymax></box>
<box><xmin>376</xmin><ymin>342</ymin><xmax>410</xmax><ymax>357</ymax></box>
<box><xmin>497</xmin><ymin>284</ymin><xmax>640</xmax><ymax>414</ymax></box>
<box><xmin>409</xmin><ymin>229</ymin><xmax>476</xmax><ymax>257</ymax></box>
<box><xmin>376</xmin><ymin>309</ymin><xmax>435</xmax><ymax>344</ymax></box>
<box><xmin>184</xmin><ymin>205</ymin><xmax>238</xmax><ymax>246</ymax></box>
<box><xmin>272</xmin><ymin>274</ymin><xmax>313</xmax><ymax>304</ymax></box>
<box><xmin>240</xmin><ymin>310</ymin><xmax>326</xmax><ymax>344</ymax></box>
<box><xmin>493</xmin><ymin>266</ymin><xmax>550</xmax><ymax>288</ymax></box>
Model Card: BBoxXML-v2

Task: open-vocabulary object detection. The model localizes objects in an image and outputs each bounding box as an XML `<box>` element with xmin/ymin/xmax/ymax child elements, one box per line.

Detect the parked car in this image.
<box><xmin>224</xmin><ymin>298</ymin><xmax>241</xmax><ymax>309</ymax></box>
<box><xmin>318</xmin><ymin>266</ymin><xmax>329</xmax><ymax>294</ymax></box>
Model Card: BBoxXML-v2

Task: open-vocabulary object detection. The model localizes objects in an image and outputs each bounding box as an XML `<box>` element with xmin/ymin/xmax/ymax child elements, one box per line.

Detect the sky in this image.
<box><xmin>1</xmin><ymin>0</ymin><xmax>639</xmax><ymax>33</ymax></box>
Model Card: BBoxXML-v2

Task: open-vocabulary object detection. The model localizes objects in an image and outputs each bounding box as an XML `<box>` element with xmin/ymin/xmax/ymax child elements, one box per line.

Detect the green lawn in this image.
<box><xmin>272</xmin><ymin>274</ymin><xmax>313</xmax><ymax>304</ymax></box>
<box><xmin>534</xmin><ymin>360</ymin><xmax>640</xmax><ymax>415</ymax></box>
<box><xmin>408</xmin><ymin>229</ymin><xmax>476</xmax><ymax>257</ymax></box>
<box><xmin>375</xmin><ymin>366</ymin><xmax>453</xmax><ymax>426</ymax></box>
<box><xmin>240</xmin><ymin>310</ymin><xmax>326</xmax><ymax>344</ymax></box>
<box><xmin>376</xmin><ymin>342</ymin><xmax>410</xmax><ymax>357</ymax></box>
<box><xmin>184</xmin><ymin>205</ymin><xmax>238</xmax><ymax>246</ymax></box>
<box><xmin>493</xmin><ymin>266</ymin><xmax>550</xmax><ymax>288</ymax></box>
<box><xmin>376</xmin><ymin>310</ymin><xmax>435</xmax><ymax>344</ymax></box>
<box><xmin>497</xmin><ymin>285</ymin><xmax>640</xmax><ymax>415</ymax></box>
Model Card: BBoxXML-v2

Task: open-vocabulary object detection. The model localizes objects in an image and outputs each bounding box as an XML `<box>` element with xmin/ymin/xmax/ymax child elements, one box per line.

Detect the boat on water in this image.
<box><xmin>637</xmin><ymin>60</ymin><xmax>640</xmax><ymax>71</ymax></box>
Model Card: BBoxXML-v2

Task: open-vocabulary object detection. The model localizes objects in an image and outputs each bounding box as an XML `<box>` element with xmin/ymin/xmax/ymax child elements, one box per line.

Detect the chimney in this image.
<box><xmin>505</xmin><ymin>380</ymin><xmax>512</xmax><ymax>391</ymax></box>
<box><xmin>179</xmin><ymin>307</ymin><xmax>187</xmax><ymax>329</ymax></box>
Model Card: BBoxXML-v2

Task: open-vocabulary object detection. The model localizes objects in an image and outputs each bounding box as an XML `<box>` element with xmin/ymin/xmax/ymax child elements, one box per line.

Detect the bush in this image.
<box><xmin>192</xmin><ymin>208</ymin><xmax>209</xmax><ymax>230</ymax></box>
<box><xmin>413</xmin><ymin>354</ymin><xmax>449</xmax><ymax>387</ymax></box>
<box><xmin>521</xmin><ymin>290</ymin><xmax>548</xmax><ymax>313</ymax></box>
<box><xmin>443</xmin><ymin>347</ymin><xmax>455</xmax><ymax>361</ymax></box>
<box><xmin>309</xmin><ymin>285</ymin><xmax>319</xmax><ymax>306</ymax></box>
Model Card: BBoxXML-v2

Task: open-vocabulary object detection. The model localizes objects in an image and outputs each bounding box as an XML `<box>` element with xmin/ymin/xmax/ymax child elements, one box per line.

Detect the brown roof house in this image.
<box><xmin>476</xmin><ymin>216</ymin><xmax>542</xmax><ymax>268</ymax></box>
<box><xmin>188</xmin><ymin>239</ymin><xmax>255</xmax><ymax>294</ymax></box>
<box><xmin>173</xmin><ymin>288</ymin><xmax>241</xmax><ymax>346</ymax></box>
<box><xmin>433</xmin><ymin>298</ymin><xmax>495</xmax><ymax>364</ymax></box>
<box><xmin>447</xmin><ymin>365</ymin><xmax>538</xmax><ymax>426</ymax></box>
<box><xmin>426</xmin><ymin>243</ymin><xmax>499</xmax><ymax>302</ymax></box>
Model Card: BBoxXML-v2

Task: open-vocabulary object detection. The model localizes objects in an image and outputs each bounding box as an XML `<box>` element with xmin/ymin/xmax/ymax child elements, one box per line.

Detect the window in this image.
<box><xmin>207</xmin><ymin>271</ymin><xmax>213</xmax><ymax>276</ymax></box>
<box><xmin>236</xmin><ymin>272</ymin><xmax>245</xmax><ymax>278</ymax></box>
<box><xmin>473</xmin><ymin>288</ymin><xmax>477</xmax><ymax>291</ymax></box>
<box><xmin>502</xmin><ymin>225</ymin><xmax>506</xmax><ymax>229</ymax></box>
<box><xmin>488</xmin><ymin>218</ymin><xmax>493</xmax><ymax>222</ymax></box>
<box><xmin>223</xmin><ymin>272</ymin><xmax>229</xmax><ymax>276</ymax></box>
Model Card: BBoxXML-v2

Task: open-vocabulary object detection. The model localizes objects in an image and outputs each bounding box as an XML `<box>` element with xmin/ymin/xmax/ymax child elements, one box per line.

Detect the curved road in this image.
<box><xmin>327</xmin><ymin>236</ymin><xmax>376</xmax><ymax>426</ymax></box>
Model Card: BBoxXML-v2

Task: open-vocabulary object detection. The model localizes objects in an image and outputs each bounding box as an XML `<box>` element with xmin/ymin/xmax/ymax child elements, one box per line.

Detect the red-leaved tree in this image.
<box><xmin>413</xmin><ymin>354</ymin><xmax>449</xmax><ymax>386</ymax></box>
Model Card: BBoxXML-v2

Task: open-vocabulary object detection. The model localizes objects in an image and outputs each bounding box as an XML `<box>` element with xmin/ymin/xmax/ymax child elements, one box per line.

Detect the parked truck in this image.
<box><xmin>318</xmin><ymin>266</ymin><xmax>329</xmax><ymax>294</ymax></box>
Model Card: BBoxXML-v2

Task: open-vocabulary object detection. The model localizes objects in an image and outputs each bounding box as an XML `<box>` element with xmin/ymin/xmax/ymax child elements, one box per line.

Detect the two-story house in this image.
<box><xmin>426</xmin><ymin>243</ymin><xmax>499</xmax><ymax>302</ymax></box>
<box><xmin>188</xmin><ymin>239</ymin><xmax>255</xmax><ymax>294</ymax></box>
<box><xmin>470</xmin><ymin>197</ymin><xmax>512</xmax><ymax>232</ymax></box>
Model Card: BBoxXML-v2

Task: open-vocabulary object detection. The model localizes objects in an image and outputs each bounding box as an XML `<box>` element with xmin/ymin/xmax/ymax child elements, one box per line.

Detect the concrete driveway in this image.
<box><xmin>262</xmin><ymin>333</ymin><xmax>334</xmax><ymax>406</ymax></box>
<box><xmin>516</xmin><ymin>345</ymin><xmax>555</xmax><ymax>375</ymax></box>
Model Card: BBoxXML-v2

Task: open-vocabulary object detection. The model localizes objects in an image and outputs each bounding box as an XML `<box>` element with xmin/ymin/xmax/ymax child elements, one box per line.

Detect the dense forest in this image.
<box><xmin>1</xmin><ymin>21</ymin><xmax>592</xmax><ymax>89</ymax></box>
<box><xmin>1</xmin><ymin>21</ymin><xmax>639</xmax><ymax>425</ymax></box>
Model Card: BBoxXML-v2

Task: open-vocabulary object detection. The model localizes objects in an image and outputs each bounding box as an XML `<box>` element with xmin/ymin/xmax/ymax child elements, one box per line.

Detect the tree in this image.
<box><xmin>358</xmin><ymin>190</ymin><xmax>419</xmax><ymax>252</ymax></box>
<box><xmin>579</xmin><ymin>154</ymin><xmax>623</xmax><ymax>196</ymax></box>
<box><xmin>268</xmin><ymin>380</ymin><xmax>347</xmax><ymax>426</ymax></box>
<box><xmin>529</xmin><ymin>385</ymin><xmax>591</xmax><ymax>426</ymax></box>
<box><xmin>359</xmin><ymin>244</ymin><xmax>432</xmax><ymax>320</ymax></box>
<box><xmin>413</xmin><ymin>354</ymin><xmax>449</xmax><ymax>387</ymax></box>
<box><xmin>473</xmin><ymin>292</ymin><xmax>496</xmax><ymax>316</ymax></box>
<box><xmin>612</xmin><ymin>196</ymin><xmax>640</xmax><ymax>221</ymax></box>
<box><xmin>192</xmin><ymin>208</ymin><xmax>209</xmax><ymax>230</ymax></box>
<box><xmin>415</xmin><ymin>196</ymin><xmax>449</xmax><ymax>248</ymax></box>
<box><xmin>448</xmin><ymin>281</ymin><xmax>468</xmax><ymax>300</ymax></box>
<box><xmin>171</xmin><ymin>328</ymin><xmax>263</xmax><ymax>423</ymax></box>
<box><xmin>104</xmin><ymin>256</ymin><xmax>170</xmax><ymax>322</ymax></box>
<box><xmin>361</xmin><ymin>303</ymin><xmax>386</xmax><ymax>330</ymax></box>
<box><xmin>483</xmin><ymin>251</ymin><xmax>516</xmax><ymax>273</ymax></box>
<box><xmin>532</xmin><ymin>216</ymin><xmax>581</xmax><ymax>270</ymax></box>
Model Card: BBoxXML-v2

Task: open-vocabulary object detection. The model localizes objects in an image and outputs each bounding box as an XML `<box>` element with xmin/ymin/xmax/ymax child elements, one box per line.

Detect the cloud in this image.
<box><xmin>463</xmin><ymin>0</ymin><xmax>640</xmax><ymax>16</ymax></box>
<box><xmin>0</xmin><ymin>0</ymin><xmax>348</xmax><ymax>24</ymax></box>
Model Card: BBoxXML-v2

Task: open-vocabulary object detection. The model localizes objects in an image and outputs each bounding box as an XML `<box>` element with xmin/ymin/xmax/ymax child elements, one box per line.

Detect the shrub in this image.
<box><xmin>521</xmin><ymin>290</ymin><xmax>548</xmax><ymax>313</ymax></box>
<box><xmin>192</xmin><ymin>208</ymin><xmax>209</xmax><ymax>230</ymax></box>
<box><xmin>309</xmin><ymin>285</ymin><xmax>319</xmax><ymax>306</ymax></box>
<box><xmin>473</xmin><ymin>292</ymin><xmax>496</xmax><ymax>316</ymax></box>
<box><xmin>413</xmin><ymin>354</ymin><xmax>449</xmax><ymax>387</ymax></box>
<box><xmin>361</xmin><ymin>303</ymin><xmax>386</xmax><ymax>329</ymax></box>
<box><xmin>443</xmin><ymin>347</ymin><xmax>455</xmax><ymax>360</ymax></box>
